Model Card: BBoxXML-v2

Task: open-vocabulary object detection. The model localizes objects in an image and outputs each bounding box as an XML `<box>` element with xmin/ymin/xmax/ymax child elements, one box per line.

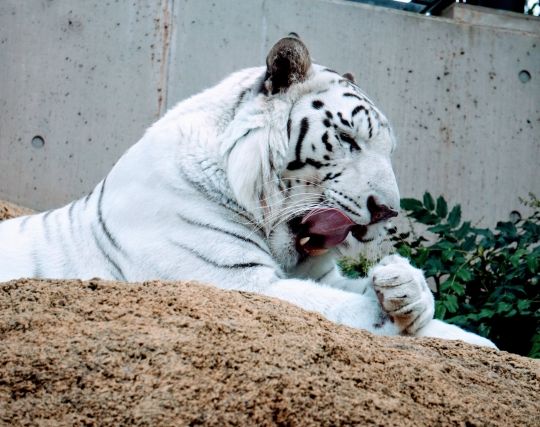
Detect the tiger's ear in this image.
<box><xmin>342</xmin><ymin>72</ymin><xmax>356</xmax><ymax>83</ymax></box>
<box><xmin>264</xmin><ymin>35</ymin><xmax>311</xmax><ymax>95</ymax></box>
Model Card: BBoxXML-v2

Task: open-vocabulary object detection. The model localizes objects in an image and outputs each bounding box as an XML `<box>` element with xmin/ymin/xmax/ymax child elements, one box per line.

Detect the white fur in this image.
<box><xmin>0</xmin><ymin>58</ymin><xmax>496</xmax><ymax>349</ymax></box>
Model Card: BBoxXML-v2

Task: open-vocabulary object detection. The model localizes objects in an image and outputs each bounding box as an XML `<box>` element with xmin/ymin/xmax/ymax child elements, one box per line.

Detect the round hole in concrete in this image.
<box><xmin>518</xmin><ymin>70</ymin><xmax>531</xmax><ymax>83</ymax></box>
<box><xmin>31</xmin><ymin>135</ymin><xmax>45</xmax><ymax>149</ymax></box>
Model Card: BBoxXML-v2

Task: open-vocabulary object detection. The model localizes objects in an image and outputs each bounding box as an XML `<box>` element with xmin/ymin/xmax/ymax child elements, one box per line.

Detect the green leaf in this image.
<box><xmin>397</xmin><ymin>245</ymin><xmax>412</xmax><ymax>259</ymax></box>
<box><xmin>390</xmin><ymin>193</ymin><xmax>540</xmax><ymax>357</ymax></box>
<box><xmin>450</xmin><ymin>281</ymin><xmax>466</xmax><ymax>296</ymax></box>
<box><xmin>455</xmin><ymin>221</ymin><xmax>472</xmax><ymax>240</ymax></box>
<box><xmin>436</xmin><ymin>196</ymin><xmax>448</xmax><ymax>219</ymax></box>
<box><xmin>442</xmin><ymin>249</ymin><xmax>454</xmax><ymax>262</ymax></box>
<box><xmin>447</xmin><ymin>205</ymin><xmax>462</xmax><ymax>228</ymax></box>
<box><xmin>433</xmin><ymin>240</ymin><xmax>454</xmax><ymax>250</ymax></box>
<box><xmin>400</xmin><ymin>198</ymin><xmax>423</xmax><ymax>212</ymax></box>
<box><xmin>462</xmin><ymin>235</ymin><xmax>477</xmax><ymax>251</ymax></box>
<box><xmin>528</xmin><ymin>333</ymin><xmax>540</xmax><ymax>358</ymax></box>
<box><xmin>416</xmin><ymin>212</ymin><xmax>439</xmax><ymax>225</ymax></box>
<box><xmin>444</xmin><ymin>294</ymin><xmax>459</xmax><ymax>313</ymax></box>
<box><xmin>428</xmin><ymin>223</ymin><xmax>450</xmax><ymax>234</ymax></box>
<box><xmin>423</xmin><ymin>192</ymin><xmax>435</xmax><ymax>211</ymax></box>
<box><xmin>477</xmin><ymin>308</ymin><xmax>495</xmax><ymax>319</ymax></box>
<box><xmin>509</xmin><ymin>253</ymin><xmax>522</xmax><ymax>268</ymax></box>
<box><xmin>496</xmin><ymin>301</ymin><xmax>513</xmax><ymax>314</ymax></box>
<box><xmin>517</xmin><ymin>300</ymin><xmax>531</xmax><ymax>312</ymax></box>
<box><xmin>455</xmin><ymin>268</ymin><xmax>472</xmax><ymax>282</ymax></box>
<box><xmin>435</xmin><ymin>301</ymin><xmax>447</xmax><ymax>319</ymax></box>
<box><xmin>496</xmin><ymin>221</ymin><xmax>518</xmax><ymax>239</ymax></box>
<box><xmin>527</xmin><ymin>255</ymin><xmax>538</xmax><ymax>273</ymax></box>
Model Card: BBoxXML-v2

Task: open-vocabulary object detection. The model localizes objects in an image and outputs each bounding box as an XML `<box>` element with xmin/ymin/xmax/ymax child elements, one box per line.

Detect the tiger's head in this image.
<box><xmin>222</xmin><ymin>36</ymin><xmax>400</xmax><ymax>269</ymax></box>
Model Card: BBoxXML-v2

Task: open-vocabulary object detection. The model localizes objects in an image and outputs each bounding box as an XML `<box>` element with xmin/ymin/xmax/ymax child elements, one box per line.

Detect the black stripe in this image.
<box><xmin>53</xmin><ymin>209</ymin><xmax>73</xmax><ymax>277</ymax></box>
<box><xmin>352</xmin><ymin>105</ymin><xmax>367</xmax><ymax>117</ymax></box>
<box><xmin>68</xmin><ymin>201</ymin><xmax>76</xmax><ymax>239</ymax></box>
<box><xmin>316</xmin><ymin>266</ymin><xmax>335</xmax><ymax>282</ymax></box>
<box><xmin>32</xmin><ymin>250</ymin><xmax>43</xmax><ymax>278</ymax></box>
<box><xmin>295</xmin><ymin>117</ymin><xmax>309</xmax><ymax>160</ymax></box>
<box><xmin>167</xmin><ymin>239</ymin><xmax>273</xmax><ymax>270</ymax></box>
<box><xmin>282</xmin><ymin>162</ymin><xmax>297</xmax><ymax>171</ymax></box>
<box><xmin>339</xmin><ymin>132</ymin><xmax>360</xmax><ymax>152</ymax></box>
<box><xmin>232</xmin><ymin>89</ymin><xmax>249</xmax><ymax>116</ymax></box>
<box><xmin>83</xmin><ymin>188</ymin><xmax>94</xmax><ymax>205</ymax></box>
<box><xmin>176</xmin><ymin>212</ymin><xmax>270</xmax><ymax>255</ymax></box>
<box><xmin>305</xmin><ymin>158</ymin><xmax>325</xmax><ymax>169</ymax></box>
<box><xmin>177</xmin><ymin>169</ymin><xmax>256</xmax><ymax>228</ymax></box>
<box><xmin>287</xmin><ymin>117</ymin><xmax>310</xmax><ymax>171</ymax></box>
<box><xmin>329</xmin><ymin>197</ymin><xmax>359</xmax><ymax>217</ymax></box>
<box><xmin>337</xmin><ymin>112</ymin><xmax>351</xmax><ymax>128</ymax></box>
<box><xmin>343</xmin><ymin>92</ymin><xmax>363</xmax><ymax>101</ymax></box>
<box><xmin>90</xmin><ymin>225</ymin><xmax>125</xmax><ymax>280</ymax></box>
<box><xmin>368</xmin><ymin>116</ymin><xmax>373</xmax><ymax>139</ymax></box>
<box><xmin>322</xmin><ymin>171</ymin><xmax>342</xmax><ymax>182</ymax></box>
<box><xmin>340</xmin><ymin>192</ymin><xmax>363</xmax><ymax>211</ymax></box>
<box><xmin>93</xmin><ymin>179</ymin><xmax>127</xmax><ymax>280</ymax></box>
<box><xmin>42</xmin><ymin>211</ymin><xmax>52</xmax><ymax>242</ymax></box>
<box><xmin>322</xmin><ymin>132</ymin><xmax>333</xmax><ymax>152</ymax></box>
<box><xmin>287</xmin><ymin>119</ymin><xmax>291</xmax><ymax>139</ymax></box>
<box><xmin>19</xmin><ymin>216</ymin><xmax>31</xmax><ymax>233</ymax></box>
<box><xmin>96</xmin><ymin>179</ymin><xmax>126</xmax><ymax>254</ymax></box>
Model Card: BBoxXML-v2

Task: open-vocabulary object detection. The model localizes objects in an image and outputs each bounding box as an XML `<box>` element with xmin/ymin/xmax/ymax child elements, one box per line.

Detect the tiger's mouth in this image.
<box><xmin>291</xmin><ymin>208</ymin><xmax>370</xmax><ymax>257</ymax></box>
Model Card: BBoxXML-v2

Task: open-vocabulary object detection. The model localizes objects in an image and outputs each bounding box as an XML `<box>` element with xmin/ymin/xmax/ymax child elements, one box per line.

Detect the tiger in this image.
<box><xmin>0</xmin><ymin>35</ymin><xmax>495</xmax><ymax>348</ymax></box>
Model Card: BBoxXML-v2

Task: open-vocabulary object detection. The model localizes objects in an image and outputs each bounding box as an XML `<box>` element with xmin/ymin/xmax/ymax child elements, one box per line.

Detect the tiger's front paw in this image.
<box><xmin>370</xmin><ymin>255</ymin><xmax>434</xmax><ymax>334</ymax></box>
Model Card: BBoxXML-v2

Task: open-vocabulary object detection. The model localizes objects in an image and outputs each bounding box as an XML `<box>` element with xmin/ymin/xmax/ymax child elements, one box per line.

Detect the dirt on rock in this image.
<box><xmin>0</xmin><ymin>199</ymin><xmax>33</xmax><ymax>221</ymax></box>
<box><xmin>0</xmin><ymin>201</ymin><xmax>538</xmax><ymax>426</ymax></box>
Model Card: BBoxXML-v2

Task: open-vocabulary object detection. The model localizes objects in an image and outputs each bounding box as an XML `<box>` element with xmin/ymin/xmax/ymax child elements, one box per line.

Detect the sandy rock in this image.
<box><xmin>0</xmin><ymin>199</ymin><xmax>34</xmax><ymax>221</ymax></box>
<box><xmin>0</xmin><ymin>200</ymin><xmax>538</xmax><ymax>426</ymax></box>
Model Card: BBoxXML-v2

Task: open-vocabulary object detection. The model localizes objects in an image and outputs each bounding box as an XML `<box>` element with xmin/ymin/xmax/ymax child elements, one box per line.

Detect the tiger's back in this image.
<box><xmin>0</xmin><ymin>66</ymin><xmax>276</xmax><ymax>283</ymax></box>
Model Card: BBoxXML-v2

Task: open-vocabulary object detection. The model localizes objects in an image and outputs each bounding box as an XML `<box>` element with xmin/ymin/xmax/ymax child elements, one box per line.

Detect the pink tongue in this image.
<box><xmin>301</xmin><ymin>208</ymin><xmax>356</xmax><ymax>248</ymax></box>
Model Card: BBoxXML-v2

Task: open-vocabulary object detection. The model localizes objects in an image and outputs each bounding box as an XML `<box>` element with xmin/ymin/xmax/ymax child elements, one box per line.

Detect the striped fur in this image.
<box><xmin>0</xmin><ymin>37</ymin><xmax>495</xmax><ymax>348</ymax></box>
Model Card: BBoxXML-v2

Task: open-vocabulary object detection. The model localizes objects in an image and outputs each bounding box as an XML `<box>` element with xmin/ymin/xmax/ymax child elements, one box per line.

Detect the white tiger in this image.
<box><xmin>0</xmin><ymin>36</ymin><xmax>495</xmax><ymax>348</ymax></box>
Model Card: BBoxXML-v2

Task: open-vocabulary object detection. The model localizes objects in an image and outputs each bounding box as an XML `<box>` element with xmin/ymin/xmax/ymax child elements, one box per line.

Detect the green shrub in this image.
<box><xmin>341</xmin><ymin>193</ymin><xmax>540</xmax><ymax>358</ymax></box>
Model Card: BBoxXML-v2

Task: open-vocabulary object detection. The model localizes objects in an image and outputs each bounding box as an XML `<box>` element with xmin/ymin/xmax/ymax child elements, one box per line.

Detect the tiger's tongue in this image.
<box><xmin>300</xmin><ymin>208</ymin><xmax>356</xmax><ymax>248</ymax></box>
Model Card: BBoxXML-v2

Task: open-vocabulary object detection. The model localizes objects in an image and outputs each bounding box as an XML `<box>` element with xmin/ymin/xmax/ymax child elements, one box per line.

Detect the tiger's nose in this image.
<box><xmin>367</xmin><ymin>196</ymin><xmax>398</xmax><ymax>224</ymax></box>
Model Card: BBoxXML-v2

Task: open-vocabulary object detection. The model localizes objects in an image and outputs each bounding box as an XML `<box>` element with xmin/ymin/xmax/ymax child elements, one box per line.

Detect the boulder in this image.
<box><xmin>0</xmin><ymin>201</ymin><xmax>538</xmax><ymax>426</ymax></box>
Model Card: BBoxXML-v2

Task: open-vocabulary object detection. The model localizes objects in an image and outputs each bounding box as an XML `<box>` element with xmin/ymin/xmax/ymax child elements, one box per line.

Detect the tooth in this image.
<box><xmin>299</xmin><ymin>236</ymin><xmax>310</xmax><ymax>246</ymax></box>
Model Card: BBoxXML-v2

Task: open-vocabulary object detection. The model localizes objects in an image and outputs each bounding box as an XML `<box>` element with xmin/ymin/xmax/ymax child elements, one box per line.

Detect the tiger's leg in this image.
<box><xmin>305</xmin><ymin>254</ymin><xmax>433</xmax><ymax>334</ymax></box>
<box><xmin>261</xmin><ymin>277</ymin><xmax>402</xmax><ymax>336</ymax></box>
<box><xmin>321</xmin><ymin>254</ymin><xmax>497</xmax><ymax>348</ymax></box>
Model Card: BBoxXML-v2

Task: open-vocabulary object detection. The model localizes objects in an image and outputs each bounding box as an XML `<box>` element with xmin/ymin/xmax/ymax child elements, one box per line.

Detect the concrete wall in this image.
<box><xmin>1</xmin><ymin>0</ymin><xmax>539</xmax><ymax>226</ymax></box>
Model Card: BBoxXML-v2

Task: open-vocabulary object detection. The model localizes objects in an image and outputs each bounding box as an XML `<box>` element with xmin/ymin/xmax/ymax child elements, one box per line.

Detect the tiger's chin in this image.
<box><xmin>334</xmin><ymin>229</ymin><xmax>387</xmax><ymax>260</ymax></box>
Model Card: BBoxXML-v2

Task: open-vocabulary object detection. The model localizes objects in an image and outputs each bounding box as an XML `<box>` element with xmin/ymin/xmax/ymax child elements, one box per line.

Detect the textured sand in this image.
<box><xmin>0</xmin><ymin>201</ymin><xmax>538</xmax><ymax>426</ymax></box>
<box><xmin>0</xmin><ymin>199</ymin><xmax>33</xmax><ymax>221</ymax></box>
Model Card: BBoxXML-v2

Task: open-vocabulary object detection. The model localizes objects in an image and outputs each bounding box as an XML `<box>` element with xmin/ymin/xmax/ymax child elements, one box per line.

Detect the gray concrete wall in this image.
<box><xmin>1</xmin><ymin>0</ymin><xmax>539</xmax><ymax>226</ymax></box>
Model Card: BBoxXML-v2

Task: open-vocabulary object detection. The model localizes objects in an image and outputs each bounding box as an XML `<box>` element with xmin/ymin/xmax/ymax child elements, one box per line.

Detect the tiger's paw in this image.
<box><xmin>370</xmin><ymin>254</ymin><xmax>434</xmax><ymax>334</ymax></box>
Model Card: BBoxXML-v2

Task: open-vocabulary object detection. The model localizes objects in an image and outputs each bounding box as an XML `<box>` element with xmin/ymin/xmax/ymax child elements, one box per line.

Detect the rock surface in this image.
<box><xmin>0</xmin><ymin>201</ymin><xmax>538</xmax><ymax>426</ymax></box>
<box><xmin>0</xmin><ymin>199</ymin><xmax>33</xmax><ymax>221</ymax></box>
